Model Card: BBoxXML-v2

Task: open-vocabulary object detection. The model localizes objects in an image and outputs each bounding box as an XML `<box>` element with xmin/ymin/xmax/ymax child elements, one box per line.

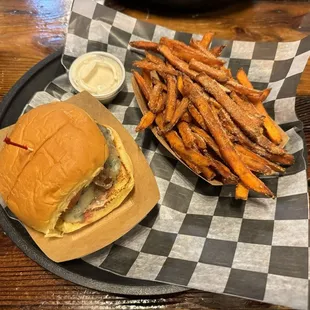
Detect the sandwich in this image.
<box><xmin>0</xmin><ymin>102</ymin><xmax>134</xmax><ymax>237</ymax></box>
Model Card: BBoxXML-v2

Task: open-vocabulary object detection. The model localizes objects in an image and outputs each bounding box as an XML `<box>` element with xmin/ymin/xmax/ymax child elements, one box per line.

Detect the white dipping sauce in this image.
<box><xmin>69</xmin><ymin>52</ymin><xmax>125</xmax><ymax>100</ymax></box>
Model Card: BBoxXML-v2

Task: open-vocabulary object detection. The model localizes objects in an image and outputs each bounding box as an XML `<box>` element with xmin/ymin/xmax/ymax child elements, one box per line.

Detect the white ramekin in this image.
<box><xmin>68</xmin><ymin>51</ymin><xmax>125</xmax><ymax>104</ymax></box>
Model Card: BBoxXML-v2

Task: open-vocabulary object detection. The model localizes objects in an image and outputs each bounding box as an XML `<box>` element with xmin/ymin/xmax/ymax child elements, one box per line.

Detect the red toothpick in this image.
<box><xmin>3</xmin><ymin>137</ymin><xmax>33</xmax><ymax>152</ymax></box>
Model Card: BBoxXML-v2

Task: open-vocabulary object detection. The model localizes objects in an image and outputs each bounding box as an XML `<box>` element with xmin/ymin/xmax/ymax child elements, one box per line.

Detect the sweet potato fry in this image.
<box><xmin>236</xmin><ymin>69</ymin><xmax>253</xmax><ymax>89</ymax></box>
<box><xmin>160</xmin><ymin>37</ymin><xmax>218</xmax><ymax>60</ymax></box>
<box><xmin>210</xmin><ymin>45</ymin><xmax>226</xmax><ymax>57</ymax></box>
<box><xmin>190</xmin><ymin>38</ymin><xmax>209</xmax><ymax>53</ymax></box>
<box><xmin>165</xmin><ymin>131</ymin><xmax>213</xmax><ymax>167</ymax></box>
<box><xmin>150</xmin><ymin>70</ymin><xmax>161</xmax><ymax>80</ymax></box>
<box><xmin>217</xmin><ymin>107</ymin><xmax>250</xmax><ymax>143</ymax></box>
<box><xmin>158</xmin><ymin>45</ymin><xmax>198</xmax><ymax>79</ymax></box>
<box><xmin>129</xmin><ymin>41</ymin><xmax>159</xmax><ymax>51</ymax></box>
<box><xmin>190</xmin><ymin>125</ymin><xmax>221</xmax><ymax>158</ymax></box>
<box><xmin>259</xmin><ymin>88</ymin><xmax>271</xmax><ymax>102</ymax></box>
<box><xmin>132</xmin><ymin>70</ymin><xmax>151</xmax><ymax>101</ymax></box>
<box><xmin>177</xmin><ymin>121</ymin><xmax>197</xmax><ymax>149</ymax></box>
<box><xmin>155</xmin><ymin>92</ymin><xmax>167</xmax><ymax>113</ymax></box>
<box><xmin>200</xmin><ymin>32</ymin><xmax>214</xmax><ymax>48</ymax></box>
<box><xmin>142</xmin><ymin>69</ymin><xmax>152</xmax><ymax>88</ymax></box>
<box><xmin>183</xmin><ymin>159</ymin><xmax>202</xmax><ymax>175</ymax></box>
<box><xmin>230</xmin><ymin>92</ymin><xmax>262</xmax><ymax>117</ymax></box>
<box><xmin>159</xmin><ymin>37</ymin><xmax>224</xmax><ymax>67</ymax></box>
<box><xmin>193</xmin><ymin>132</ymin><xmax>207</xmax><ymax>150</ymax></box>
<box><xmin>235</xmin><ymin>144</ymin><xmax>285</xmax><ymax>173</ymax></box>
<box><xmin>164</xmin><ymin>97</ymin><xmax>190</xmax><ymax>132</ymax></box>
<box><xmin>203</xmin><ymin>151</ymin><xmax>238</xmax><ymax>184</ymax></box>
<box><xmin>160</xmin><ymin>37</ymin><xmax>191</xmax><ymax>50</ymax></box>
<box><xmin>148</xmin><ymin>83</ymin><xmax>163</xmax><ymax>113</ymax></box>
<box><xmin>180</xmin><ymin>111</ymin><xmax>193</xmax><ymax>123</ymax></box>
<box><xmin>235</xmin><ymin>183</ymin><xmax>249</xmax><ymax>200</ymax></box>
<box><xmin>237</xmin><ymin>151</ymin><xmax>275</xmax><ymax>175</ymax></box>
<box><xmin>189</xmin><ymin>59</ymin><xmax>229</xmax><ymax>83</ymax></box>
<box><xmin>208</xmin><ymin>97</ymin><xmax>222</xmax><ymax>110</ymax></box>
<box><xmin>165</xmin><ymin>75</ymin><xmax>177</xmax><ymax>123</ymax></box>
<box><xmin>145</xmin><ymin>52</ymin><xmax>165</xmax><ymax>65</ymax></box>
<box><xmin>237</xmin><ymin>69</ymin><xmax>283</xmax><ymax>145</ymax></box>
<box><xmin>177</xmin><ymin>75</ymin><xmax>185</xmax><ymax>96</ymax></box>
<box><xmin>200</xmin><ymin>166</ymin><xmax>216</xmax><ymax>180</ymax></box>
<box><xmin>190</xmin><ymin>38</ymin><xmax>219</xmax><ymax>60</ymax></box>
<box><xmin>198</xmin><ymin>74</ymin><xmax>285</xmax><ymax>155</ymax></box>
<box><xmin>152</xmin><ymin>78</ymin><xmax>167</xmax><ymax>91</ymax></box>
<box><xmin>188</xmin><ymin>103</ymin><xmax>207</xmax><ymax>131</ymax></box>
<box><xmin>166</xmin><ymin>131</ymin><xmax>235</xmax><ymax>183</ymax></box>
<box><xmin>256</xmin><ymin>134</ymin><xmax>286</xmax><ymax>155</ymax></box>
<box><xmin>230</xmin><ymin>91</ymin><xmax>264</xmax><ymax>127</ymax></box>
<box><xmin>195</xmin><ymin>73</ymin><xmax>263</xmax><ymax>139</ymax></box>
<box><xmin>218</xmin><ymin>84</ymin><xmax>231</xmax><ymax>93</ymax></box>
<box><xmin>226</xmin><ymin>79</ymin><xmax>268</xmax><ymax>102</ymax></box>
<box><xmin>264</xmin><ymin>152</ymin><xmax>294</xmax><ymax>166</ymax></box>
<box><xmin>166</xmin><ymin>61</ymin><xmax>176</xmax><ymax>71</ymax></box>
<box><xmin>259</xmin><ymin>108</ymin><xmax>283</xmax><ymax>145</ymax></box>
<box><xmin>217</xmin><ymin>108</ymin><xmax>294</xmax><ymax>165</ymax></box>
<box><xmin>136</xmin><ymin>111</ymin><xmax>156</xmax><ymax>132</ymax></box>
<box><xmin>220</xmin><ymin>66</ymin><xmax>233</xmax><ymax>78</ymax></box>
<box><xmin>169</xmin><ymin>44</ymin><xmax>224</xmax><ymax>67</ymax></box>
<box><xmin>133</xmin><ymin>60</ymin><xmax>178</xmax><ymax>76</ymax></box>
<box><xmin>184</xmin><ymin>79</ymin><xmax>274</xmax><ymax>197</ymax></box>
<box><xmin>245</xmin><ymin>88</ymin><xmax>271</xmax><ymax>103</ymax></box>
<box><xmin>212</xmin><ymin>162</ymin><xmax>238</xmax><ymax>184</ymax></box>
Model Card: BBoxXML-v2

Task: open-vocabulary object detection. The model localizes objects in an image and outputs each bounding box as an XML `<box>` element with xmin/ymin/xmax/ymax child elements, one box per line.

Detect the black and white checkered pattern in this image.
<box><xmin>3</xmin><ymin>0</ymin><xmax>310</xmax><ymax>308</ymax></box>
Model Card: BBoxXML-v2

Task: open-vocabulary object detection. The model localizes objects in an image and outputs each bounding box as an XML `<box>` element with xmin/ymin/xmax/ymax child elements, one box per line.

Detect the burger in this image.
<box><xmin>0</xmin><ymin>102</ymin><xmax>134</xmax><ymax>237</ymax></box>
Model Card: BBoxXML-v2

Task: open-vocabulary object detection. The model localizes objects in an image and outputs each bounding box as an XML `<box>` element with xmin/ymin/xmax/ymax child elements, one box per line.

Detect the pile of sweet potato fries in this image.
<box><xmin>130</xmin><ymin>33</ymin><xmax>294</xmax><ymax>199</ymax></box>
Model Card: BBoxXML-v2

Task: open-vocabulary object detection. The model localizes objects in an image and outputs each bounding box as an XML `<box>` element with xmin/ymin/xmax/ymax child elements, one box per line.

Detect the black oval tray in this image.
<box><xmin>0</xmin><ymin>50</ymin><xmax>187</xmax><ymax>296</ymax></box>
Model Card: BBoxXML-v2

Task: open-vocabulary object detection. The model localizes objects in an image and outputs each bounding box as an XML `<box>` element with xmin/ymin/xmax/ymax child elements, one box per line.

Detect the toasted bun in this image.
<box><xmin>0</xmin><ymin>102</ymin><xmax>109</xmax><ymax>236</ymax></box>
<box><xmin>56</xmin><ymin>127</ymin><xmax>134</xmax><ymax>235</ymax></box>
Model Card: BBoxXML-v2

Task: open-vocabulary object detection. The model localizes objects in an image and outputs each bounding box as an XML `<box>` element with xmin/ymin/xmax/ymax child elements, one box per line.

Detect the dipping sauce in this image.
<box><xmin>69</xmin><ymin>52</ymin><xmax>125</xmax><ymax>102</ymax></box>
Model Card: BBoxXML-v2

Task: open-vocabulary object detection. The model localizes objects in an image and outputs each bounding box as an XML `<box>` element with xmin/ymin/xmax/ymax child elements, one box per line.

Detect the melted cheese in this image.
<box><xmin>62</xmin><ymin>184</ymin><xmax>95</xmax><ymax>223</ymax></box>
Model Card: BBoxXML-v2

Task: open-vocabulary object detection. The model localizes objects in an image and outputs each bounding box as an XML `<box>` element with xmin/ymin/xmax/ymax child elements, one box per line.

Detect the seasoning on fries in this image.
<box><xmin>131</xmin><ymin>32</ymin><xmax>294</xmax><ymax>199</ymax></box>
<box><xmin>177</xmin><ymin>121</ymin><xmax>197</xmax><ymax>149</ymax></box>
<box><xmin>148</xmin><ymin>83</ymin><xmax>163</xmax><ymax>113</ymax></box>
<box><xmin>133</xmin><ymin>59</ymin><xmax>178</xmax><ymax>76</ymax></box>
<box><xmin>237</xmin><ymin>68</ymin><xmax>283</xmax><ymax>145</ymax></box>
<box><xmin>165</xmin><ymin>75</ymin><xmax>177</xmax><ymax>123</ymax></box>
<box><xmin>180</xmin><ymin>111</ymin><xmax>193</xmax><ymax>123</ymax></box>
<box><xmin>188</xmin><ymin>103</ymin><xmax>208</xmax><ymax>131</ymax></box>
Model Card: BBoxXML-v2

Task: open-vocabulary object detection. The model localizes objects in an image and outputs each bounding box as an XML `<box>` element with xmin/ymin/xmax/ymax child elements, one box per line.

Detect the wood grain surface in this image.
<box><xmin>0</xmin><ymin>0</ymin><xmax>309</xmax><ymax>309</ymax></box>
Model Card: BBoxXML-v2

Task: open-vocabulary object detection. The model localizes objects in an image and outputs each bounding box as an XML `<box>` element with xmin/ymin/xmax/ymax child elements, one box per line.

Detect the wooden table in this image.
<box><xmin>0</xmin><ymin>0</ymin><xmax>309</xmax><ymax>309</ymax></box>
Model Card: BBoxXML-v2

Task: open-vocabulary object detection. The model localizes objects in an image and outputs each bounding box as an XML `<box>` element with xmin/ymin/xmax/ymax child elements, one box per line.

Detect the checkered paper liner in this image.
<box><xmin>2</xmin><ymin>0</ymin><xmax>310</xmax><ymax>308</ymax></box>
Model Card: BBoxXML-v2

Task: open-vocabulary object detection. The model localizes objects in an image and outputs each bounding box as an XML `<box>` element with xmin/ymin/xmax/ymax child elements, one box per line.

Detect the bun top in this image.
<box><xmin>0</xmin><ymin>102</ymin><xmax>109</xmax><ymax>235</ymax></box>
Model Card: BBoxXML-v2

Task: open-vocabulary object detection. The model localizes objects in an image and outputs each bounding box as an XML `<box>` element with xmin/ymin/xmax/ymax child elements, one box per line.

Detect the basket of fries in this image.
<box><xmin>131</xmin><ymin>34</ymin><xmax>294</xmax><ymax>200</ymax></box>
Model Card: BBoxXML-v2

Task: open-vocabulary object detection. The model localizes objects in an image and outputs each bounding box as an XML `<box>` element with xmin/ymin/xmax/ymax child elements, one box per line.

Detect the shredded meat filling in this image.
<box><xmin>61</xmin><ymin>125</ymin><xmax>121</xmax><ymax>223</ymax></box>
<box><xmin>94</xmin><ymin>124</ymin><xmax>121</xmax><ymax>190</ymax></box>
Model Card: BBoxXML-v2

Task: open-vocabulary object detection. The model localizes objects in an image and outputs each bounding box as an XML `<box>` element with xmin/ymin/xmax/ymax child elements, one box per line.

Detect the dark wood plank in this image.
<box><xmin>0</xmin><ymin>0</ymin><xmax>309</xmax><ymax>309</ymax></box>
<box><xmin>0</xmin><ymin>0</ymin><xmax>71</xmax><ymax>102</ymax></box>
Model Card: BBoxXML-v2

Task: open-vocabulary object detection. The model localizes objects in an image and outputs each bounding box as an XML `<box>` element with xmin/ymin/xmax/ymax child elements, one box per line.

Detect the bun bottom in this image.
<box><xmin>51</xmin><ymin>127</ymin><xmax>134</xmax><ymax>237</ymax></box>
